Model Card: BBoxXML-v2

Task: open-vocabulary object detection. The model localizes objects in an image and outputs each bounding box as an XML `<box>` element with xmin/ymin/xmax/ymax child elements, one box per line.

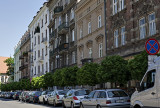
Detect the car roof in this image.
<box><xmin>94</xmin><ymin>89</ymin><xmax>125</xmax><ymax>92</ymax></box>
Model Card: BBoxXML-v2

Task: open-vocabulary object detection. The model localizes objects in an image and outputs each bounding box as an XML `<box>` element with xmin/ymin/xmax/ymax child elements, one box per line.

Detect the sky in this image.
<box><xmin>0</xmin><ymin>0</ymin><xmax>46</xmax><ymax>57</ymax></box>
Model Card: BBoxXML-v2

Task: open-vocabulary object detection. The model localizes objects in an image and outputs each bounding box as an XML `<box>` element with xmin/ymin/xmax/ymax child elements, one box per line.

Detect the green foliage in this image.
<box><xmin>61</xmin><ymin>66</ymin><xmax>79</xmax><ymax>86</ymax></box>
<box><xmin>4</xmin><ymin>57</ymin><xmax>14</xmax><ymax>75</ymax></box>
<box><xmin>43</xmin><ymin>73</ymin><xmax>54</xmax><ymax>88</ymax></box>
<box><xmin>53</xmin><ymin>69</ymin><xmax>63</xmax><ymax>86</ymax></box>
<box><xmin>77</xmin><ymin>63</ymin><xmax>99</xmax><ymax>86</ymax></box>
<box><xmin>128</xmin><ymin>51</ymin><xmax>148</xmax><ymax>81</ymax></box>
<box><xmin>97</xmin><ymin>55</ymin><xmax>129</xmax><ymax>85</ymax></box>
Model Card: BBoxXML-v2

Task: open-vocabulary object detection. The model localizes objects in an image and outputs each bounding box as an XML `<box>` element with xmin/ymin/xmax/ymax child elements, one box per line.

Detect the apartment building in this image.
<box><xmin>28</xmin><ymin>2</ymin><xmax>50</xmax><ymax>78</ymax></box>
<box><xmin>76</xmin><ymin>0</ymin><xmax>106</xmax><ymax>67</ymax></box>
<box><xmin>47</xmin><ymin>0</ymin><xmax>78</xmax><ymax>72</ymax></box>
<box><xmin>106</xmin><ymin>0</ymin><xmax>160</xmax><ymax>59</ymax></box>
<box><xmin>19</xmin><ymin>31</ymin><xmax>31</xmax><ymax>79</ymax></box>
<box><xmin>14</xmin><ymin>40</ymin><xmax>21</xmax><ymax>82</ymax></box>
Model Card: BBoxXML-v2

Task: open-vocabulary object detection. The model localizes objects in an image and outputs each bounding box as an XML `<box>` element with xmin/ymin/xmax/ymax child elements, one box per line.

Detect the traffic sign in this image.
<box><xmin>145</xmin><ymin>39</ymin><xmax>159</xmax><ymax>55</ymax></box>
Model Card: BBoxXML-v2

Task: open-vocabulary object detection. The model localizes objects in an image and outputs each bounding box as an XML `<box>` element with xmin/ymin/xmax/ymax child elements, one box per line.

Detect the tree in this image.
<box><xmin>53</xmin><ymin>69</ymin><xmax>63</xmax><ymax>86</ymax></box>
<box><xmin>97</xmin><ymin>55</ymin><xmax>129</xmax><ymax>87</ymax></box>
<box><xmin>128</xmin><ymin>51</ymin><xmax>149</xmax><ymax>81</ymax></box>
<box><xmin>43</xmin><ymin>73</ymin><xmax>54</xmax><ymax>88</ymax></box>
<box><xmin>61</xmin><ymin>66</ymin><xmax>79</xmax><ymax>86</ymax></box>
<box><xmin>4</xmin><ymin>57</ymin><xmax>14</xmax><ymax>76</ymax></box>
<box><xmin>77</xmin><ymin>63</ymin><xmax>99</xmax><ymax>86</ymax></box>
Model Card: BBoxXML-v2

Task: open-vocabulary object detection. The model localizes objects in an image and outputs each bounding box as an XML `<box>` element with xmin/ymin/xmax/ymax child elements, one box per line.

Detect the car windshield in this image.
<box><xmin>75</xmin><ymin>90</ymin><xmax>89</xmax><ymax>96</ymax></box>
<box><xmin>58</xmin><ymin>90</ymin><xmax>68</xmax><ymax>95</ymax></box>
<box><xmin>47</xmin><ymin>91</ymin><xmax>52</xmax><ymax>95</ymax></box>
<box><xmin>107</xmin><ymin>90</ymin><xmax>128</xmax><ymax>98</ymax></box>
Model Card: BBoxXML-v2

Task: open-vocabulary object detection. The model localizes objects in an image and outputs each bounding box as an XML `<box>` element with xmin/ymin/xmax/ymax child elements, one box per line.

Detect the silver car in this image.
<box><xmin>63</xmin><ymin>89</ymin><xmax>90</xmax><ymax>108</ymax></box>
<box><xmin>38</xmin><ymin>91</ymin><xmax>51</xmax><ymax>104</ymax></box>
<box><xmin>80</xmin><ymin>89</ymin><xmax>130</xmax><ymax>108</ymax></box>
<box><xmin>48</xmin><ymin>90</ymin><xmax>68</xmax><ymax>106</ymax></box>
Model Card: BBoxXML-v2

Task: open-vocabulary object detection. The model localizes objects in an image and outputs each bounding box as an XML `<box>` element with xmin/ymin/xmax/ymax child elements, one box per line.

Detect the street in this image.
<box><xmin>0</xmin><ymin>98</ymin><xmax>62</xmax><ymax>108</ymax></box>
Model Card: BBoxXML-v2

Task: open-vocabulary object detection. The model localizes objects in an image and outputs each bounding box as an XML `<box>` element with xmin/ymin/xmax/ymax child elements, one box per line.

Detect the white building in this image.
<box><xmin>14</xmin><ymin>41</ymin><xmax>21</xmax><ymax>82</ymax></box>
<box><xmin>28</xmin><ymin>2</ymin><xmax>50</xmax><ymax>78</ymax></box>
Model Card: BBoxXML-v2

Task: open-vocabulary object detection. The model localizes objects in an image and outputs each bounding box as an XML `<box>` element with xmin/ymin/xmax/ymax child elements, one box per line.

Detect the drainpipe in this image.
<box><xmin>104</xmin><ymin>0</ymin><xmax>107</xmax><ymax>56</ymax></box>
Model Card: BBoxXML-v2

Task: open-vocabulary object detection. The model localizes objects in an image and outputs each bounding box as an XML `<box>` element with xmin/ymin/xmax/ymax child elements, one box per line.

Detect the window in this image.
<box><xmin>55</xmin><ymin>18</ymin><xmax>57</xmax><ymax>29</ymax></box>
<box><xmin>38</xmin><ymin>35</ymin><xmax>40</xmax><ymax>44</ymax></box>
<box><xmin>41</xmin><ymin>33</ymin><xmax>43</xmax><ymax>42</ymax></box>
<box><xmin>42</xmin><ymin>64</ymin><xmax>44</xmax><ymax>74</ymax></box>
<box><xmin>97</xmin><ymin>0</ymin><xmax>101</xmax><ymax>4</ymax></box>
<box><xmin>32</xmin><ymin>31</ymin><xmax>33</xmax><ymax>38</ymax></box>
<box><xmin>38</xmin><ymin>50</ymin><xmax>40</xmax><ymax>58</ymax></box>
<box><xmin>140</xmin><ymin>69</ymin><xmax>156</xmax><ymax>91</ymax></box>
<box><xmin>98</xmin><ymin>91</ymin><xmax>106</xmax><ymax>98</ymax></box>
<box><xmin>42</xmin><ymin>49</ymin><xmax>44</xmax><ymax>58</ymax></box>
<box><xmin>46</xmin><ymin>46</ymin><xmax>48</xmax><ymax>55</ymax></box>
<box><xmin>88</xmin><ymin>22</ymin><xmax>91</xmax><ymax>34</ymax></box>
<box><xmin>65</xmin><ymin>14</ymin><xmax>68</xmax><ymax>22</ymax></box>
<box><xmin>41</xmin><ymin>19</ymin><xmax>43</xmax><ymax>28</ymax></box>
<box><xmin>45</xmin><ymin>14</ymin><xmax>47</xmax><ymax>24</ymax></box>
<box><xmin>46</xmin><ymin>29</ymin><xmax>47</xmax><ymax>40</ymax></box>
<box><xmin>66</xmin><ymin>34</ymin><xmax>69</xmax><ymax>43</ymax></box>
<box><xmin>80</xmin><ymin>28</ymin><xmax>83</xmax><ymax>38</ymax></box>
<box><xmin>38</xmin><ymin>65</ymin><xmax>40</xmax><ymax>74</ymax></box>
<box><xmin>72</xmin><ymin>52</ymin><xmax>76</xmax><ymax>64</ymax></box>
<box><xmin>88</xmin><ymin>91</ymin><xmax>95</xmax><ymax>98</ymax></box>
<box><xmin>121</xmin><ymin>26</ymin><xmax>125</xmax><ymax>45</ymax></box>
<box><xmin>34</xmin><ymin>51</ymin><xmax>36</xmax><ymax>60</ymax></box>
<box><xmin>139</xmin><ymin>18</ymin><xmax>146</xmax><ymax>39</ymax></box>
<box><xmin>98</xmin><ymin>15</ymin><xmax>102</xmax><ymax>28</ymax></box>
<box><xmin>149</xmin><ymin>13</ymin><xmax>156</xmax><ymax>36</ymax></box>
<box><xmin>59</xmin><ymin>16</ymin><xmax>61</xmax><ymax>26</ymax></box>
<box><xmin>113</xmin><ymin>0</ymin><xmax>118</xmax><ymax>15</ymax></box>
<box><xmin>34</xmin><ymin>66</ymin><xmax>36</xmax><ymax>75</ymax></box>
<box><xmin>81</xmin><ymin>50</ymin><xmax>84</xmax><ymax>59</ymax></box>
<box><xmin>71</xmin><ymin>8</ymin><xmax>74</xmax><ymax>20</ymax></box>
<box><xmin>34</xmin><ymin>37</ymin><xmax>36</xmax><ymax>46</ymax></box>
<box><xmin>119</xmin><ymin>0</ymin><xmax>124</xmax><ymax>11</ymax></box>
<box><xmin>66</xmin><ymin>54</ymin><xmax>69</xmax><ymax>65</ymax></box>
<box><xmin>89</xmin><ymin>48</ymin><xmax>92</xmax><ymax>58</ymax></box>
<box><xmin>72</xmin><ymin>29</ymin><xmax>75</xmax><ymax>41</ymax></box>
<box><xmin>46</xmin><ymin>62</ymin><xmax>48</xmax><ymax>72</ymax></box>
<box><xmin>99</xmin><ymin>43</ymin><xmax>103</xmax><ymax>58</ymax></box>
<box><xmin>50</xmin><ymin>11</ymin><xmax>53</xmax><ymax>20</ymax></box>
<box><xmin>114</xmin><ymin>29</ymin><xmax>118</xmax><ymax>48</ymax></box>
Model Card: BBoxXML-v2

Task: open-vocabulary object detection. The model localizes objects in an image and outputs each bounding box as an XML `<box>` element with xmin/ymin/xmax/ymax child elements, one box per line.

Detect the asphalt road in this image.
<box><xmin>0</xmin><ymin>98</ymin><xmax>62</xmax><ymax>108</ymax></box>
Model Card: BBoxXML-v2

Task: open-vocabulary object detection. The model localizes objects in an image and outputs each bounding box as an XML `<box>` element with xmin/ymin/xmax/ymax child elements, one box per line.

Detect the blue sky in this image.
<box><xmin>0</xmin><ymin>0</ymin><xmax>46</xmax><ymax>57</ymax></box>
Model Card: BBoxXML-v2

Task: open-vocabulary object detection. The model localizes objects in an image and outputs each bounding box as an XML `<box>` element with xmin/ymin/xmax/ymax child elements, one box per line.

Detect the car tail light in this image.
<box><xmin>106</xmin><ymin>100</ymin><xmax>111</xmax><ymax>104</ymax></box>
<box><xmin>26</xmin><ymin>96</ymin><xmax>28</xmax><ymax>98</ymax></box>
<box><xmin>127</xmin><ymin>99</ymin><xmax>130</xmax><ymax>102</ymax></box>
<box><xmin>16</xmin><ymin>94</ymin><xmax>18</xmax><ymax>96</ymax></box>
<box><xmin>56</xmin><ymin>95</ymin><xmax>59</xmax><ymax>99</ymax></box>
<box><xmin>35</xmin><ymin>96</ymin><xmax>38</xmax><ymax>98</ymax></box>
<box><xmin>73</xmin><ymin>96</ymin><xmax>78</xmax><ymax>100</ymax></box>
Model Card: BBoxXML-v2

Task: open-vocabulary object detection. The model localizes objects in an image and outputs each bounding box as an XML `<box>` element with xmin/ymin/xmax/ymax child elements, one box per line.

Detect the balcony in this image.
<box><xmin>59</xmin><ymin>43</ymin><xmax>69</xmax><ymax>52</ymax></box>
<box><xmin>38</xmin><ymin>56</ymin><xmax>44</xmax><ymax>63</ymax></box>
<box><xmin>23</xmin><ymin>52</ymin><xmax>28</xmax><ymax>56</ymax></box>
<box><xmin>81</xmin><ymin>58</ymin><xmax>93</xmax><ymax>65</ymax></box>
<box><xmin>58</xmin><ymin>22</ymin><xmax>69</xmax><ymax>34</ymax></box>
<box><xmin>54</xmin><ymin>6</ymin><xmax>63</xmax><ymax>14</ymax></box>
<box><xmin>42</xmin><ymin>38</ymin><xmax>48</xmax><ymax>44</ymax></box>
<box><xmin>34</xmin><ymin>26</ymin><xmax>40</xmax><ymax>34</ymax></box>
<box><xmin>49</xmin><ymin>32</ymin><xmax>55</xmax><ymax>43</ymax></box>
<box><xmin>19</xmin><ymin>55</ymin><xmax>24</xmax><ymax>59</ymax></box>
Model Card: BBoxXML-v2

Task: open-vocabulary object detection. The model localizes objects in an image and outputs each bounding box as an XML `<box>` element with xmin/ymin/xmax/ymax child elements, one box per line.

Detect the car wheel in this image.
<box><xmin>71</xmin><ymin>102</ymin><xmax>74</xmax><ymax>108</ymax></box>
<box><xmin>134</xmin><ymin>105</ymin><xmax>141</xmax><ymax>108</ymax></box>
<box><xmin>80</xmin><ymin>103</ymin><xmax>84</xmax><ymax>108</ymax></box>
<box><xmin>97</xmin><ymin>105</ymin><xmax>102</xmax><ymax>108</ymax></box>
<box><xmin>53</xmin><ymin>100</ymin><xmax>57</xmax><ymax>107</ymax></box>
<box><xmin>62</xmin><ymin>101</ymin><xmax>66</xmax><ymax>108</ymax></box>
<box><xmin>43</xmin><ymin>99</ymin><xmax>45</xmax><ymax>104</ymax></box>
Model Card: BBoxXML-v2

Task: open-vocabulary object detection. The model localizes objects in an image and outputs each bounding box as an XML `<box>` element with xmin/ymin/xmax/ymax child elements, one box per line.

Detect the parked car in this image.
<box><xmin>13</xmin><ymin>92</ymin><xmax>22</xmax><ymax>100</ymax></box>
<box><xmin>48</xmin><ymin>90</ymin><xmax>68</xmax><ymax>106</ymax></box>
<box><xmin>38</xmin><ymin>91</ymin><xmax>52</xmax><ymax>104</ymax></box>
<box><xmin>23</xmin><ymin>91</ymin><xmax>32</xmax><ymax>102</ymax></box>
<box><xmin>19</xmin><ymin>91</ymin><xmax>25</xmax><ymax>101</ymax></box>
<box><xmin>5</xmin><ymin>92</ymin><xmax>15</xmax><ymax>99</ymax></box>
<box><xmin>63</xmin><ymin>89</ymin><xmax>90</xmax><ymax>108</ymax></box>
<box><xmin>29</xmin><ymin>91</ymin><xmax>41</xmax><ymax>103</ymax></box>
<box><xmin>80</xmin><ymin>89</ymin><xmax>130</xmax><ymax>108</ymax></box>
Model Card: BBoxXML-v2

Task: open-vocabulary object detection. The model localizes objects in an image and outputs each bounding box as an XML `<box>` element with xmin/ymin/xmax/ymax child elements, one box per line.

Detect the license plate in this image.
<box><xmin>116</xmin><ymin>99</ymin><xmax>124</xmax><ymax>103</ymax></box>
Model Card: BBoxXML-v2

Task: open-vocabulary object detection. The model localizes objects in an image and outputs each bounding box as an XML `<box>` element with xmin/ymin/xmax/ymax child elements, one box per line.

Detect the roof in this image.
<box><xmin>0</xmin><ymin>57</ymin><xmax>9</xmax><ymax>74</ymax></box>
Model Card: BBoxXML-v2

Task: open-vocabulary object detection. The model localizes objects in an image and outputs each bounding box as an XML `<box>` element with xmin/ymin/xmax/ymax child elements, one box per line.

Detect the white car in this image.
<box><xmin>39</xmin><ymin>91</ymin><xmax>52</xmax><ymax>104</ymax></box>
<box><xmin>63</xmin><ymin>89</ymin><xmax>89</xmax><ymax>108</ymax></box>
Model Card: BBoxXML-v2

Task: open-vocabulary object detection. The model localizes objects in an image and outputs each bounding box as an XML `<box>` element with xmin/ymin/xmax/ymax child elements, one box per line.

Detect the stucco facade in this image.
<box><xmin>28</xmin><ymin>2</ymin><xmax>50</xmax><ymax>78</ymax></box>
